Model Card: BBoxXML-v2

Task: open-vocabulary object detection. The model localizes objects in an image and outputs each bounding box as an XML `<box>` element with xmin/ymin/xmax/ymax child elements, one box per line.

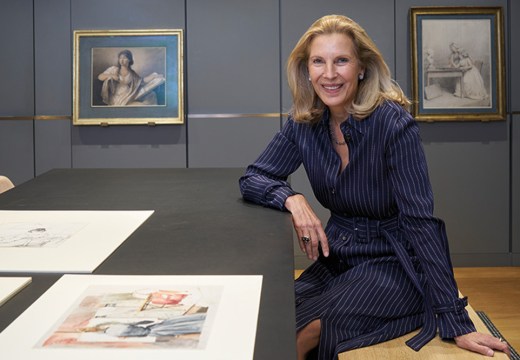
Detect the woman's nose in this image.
<box><xmin>324</xmin><ymin>63</ymin><xmax>337</xmax><ymax>78</ymax></box>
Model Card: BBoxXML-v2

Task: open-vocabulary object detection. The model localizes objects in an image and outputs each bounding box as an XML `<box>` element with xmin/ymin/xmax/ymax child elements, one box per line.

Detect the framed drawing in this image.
<box><xmin>410</xmin><ymin>7</ymin><xmax>505</xmax><ymax>121</ymax></box>
<box><xmin>73</xmin><ymin>29</ymin><xmax>184</xmax><ymax>125</ymax></box>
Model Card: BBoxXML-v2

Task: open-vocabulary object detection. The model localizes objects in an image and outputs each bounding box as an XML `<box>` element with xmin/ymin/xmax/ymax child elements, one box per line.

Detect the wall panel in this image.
<box><xmin>186</xmin><ymin>0</ymin><xmax>280</xmax><ymax>115</ymax></box>
<box><xmin>0</xmin><ymin>0</ymin><xmax>34</xmax><ymax>117</ymax></box>
<box><xmin>188</xmin><ymin>116</ymin><xmax>281</xmax><ymax>168</ymax></box>
<box><xmin>34</xmin><ymin>0</ymin><xmax>72</xmax><ymax>176</ymax></box>
<box><xmin>0</xmin><ymin>0</ymin><xmax>34</xmax><ymax>184</ymax></box>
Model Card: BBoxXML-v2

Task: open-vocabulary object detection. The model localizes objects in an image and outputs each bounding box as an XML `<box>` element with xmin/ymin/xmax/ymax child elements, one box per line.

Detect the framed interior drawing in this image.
<box><xmin>0</xmin><ymin>274</ymin><xmax>262</xmax><ymax>360</ymax></box>
<box><xmin>410</xmin><ymin>7</ymin><xmax>505</xmax><ymax>121</ymax></box>
<box><xmin>73</xmin><ymin>29</ymin><xmax>184</xmax><ymax>125</ymax></box>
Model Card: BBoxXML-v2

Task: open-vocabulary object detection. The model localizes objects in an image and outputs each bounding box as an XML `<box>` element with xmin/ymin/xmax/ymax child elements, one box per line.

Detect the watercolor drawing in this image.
<box><xmin>41</xmin><ymin>284</ymin><xmax>222</xmax><ymax>349</ymax></box>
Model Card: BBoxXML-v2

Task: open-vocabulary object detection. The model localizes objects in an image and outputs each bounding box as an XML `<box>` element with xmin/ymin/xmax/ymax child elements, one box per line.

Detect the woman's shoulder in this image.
<box><xmin>103</xmin><ymin>65</ymin><xmax>119</xmax><ymax>74</ymax></box>
<box><xmin>371</xmin><ymin>100</ymin><xmax>414</xmax><ymax>128</ymax></box>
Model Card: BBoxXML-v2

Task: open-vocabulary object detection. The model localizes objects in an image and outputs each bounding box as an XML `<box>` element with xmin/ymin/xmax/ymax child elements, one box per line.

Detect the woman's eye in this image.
<box><xmin>311</xmin><ymin>58</ymin><xmax>324</xmax><ymax>65</ymax></box>
<box><xmin>336</xmin><ymin>57</ymin><xmax>349</xmax><ymax>64</ymax></box>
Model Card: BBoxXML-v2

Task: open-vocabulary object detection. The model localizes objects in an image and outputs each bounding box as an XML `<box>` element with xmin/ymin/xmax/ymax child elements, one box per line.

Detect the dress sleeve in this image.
<box><xmin>239</xmin><ymin>118</ymin><xmax>302</xmax><ymax>211</ymax></box>
<box><xmin>386</xmin><ymin>112</ymin><xmax>476</xmax><ymax>339</ymax></box>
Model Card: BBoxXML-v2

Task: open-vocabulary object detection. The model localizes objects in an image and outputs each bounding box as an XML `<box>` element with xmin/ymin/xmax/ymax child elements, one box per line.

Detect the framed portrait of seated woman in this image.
<box><xmin>73</xmin><ymin>29</ymin><xmax>184</xmax><ymax>125</ymax></box>
<box><xmin>410</xmin><ymin>7</ymin><xmax>505</xmax><ymax>121</ymax></box>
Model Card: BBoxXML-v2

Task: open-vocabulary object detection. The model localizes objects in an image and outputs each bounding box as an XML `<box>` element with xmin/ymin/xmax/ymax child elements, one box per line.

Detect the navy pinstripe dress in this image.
<box><xmin>239</xmin><ymin>101</ymin><xmax>476</xmax><ymax>359</ymax></box>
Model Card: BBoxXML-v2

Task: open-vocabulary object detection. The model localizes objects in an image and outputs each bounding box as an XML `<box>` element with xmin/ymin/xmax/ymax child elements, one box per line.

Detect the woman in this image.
<box><xmin>239</xmin><ymin>15</ymin><xmax>509</xmax><ymax>360</ymax></box>
<box><xmin>454</xmin><ymin>49</ymin><xmax>488</xmax><ymax>100</ymax></box>
<box><xmin>97</xmin><ymin>49</ymin><xmax>164</xmax><ymax>106</ymax></box>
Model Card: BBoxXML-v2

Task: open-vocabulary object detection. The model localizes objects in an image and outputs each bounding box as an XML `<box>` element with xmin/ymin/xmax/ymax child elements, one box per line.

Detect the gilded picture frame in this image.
<box><xmin>73</xmin><ymin>29</ymin><xmax>184</xmax><ymax>125</ymax></box>
<box><xmin>410</xmin><ymin>7</ymin><xmax>505</xmax><ymax>121</ymax></box>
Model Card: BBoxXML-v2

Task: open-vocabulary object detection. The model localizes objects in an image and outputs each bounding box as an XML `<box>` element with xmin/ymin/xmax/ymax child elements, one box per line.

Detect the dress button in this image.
<box><xmin>342</xmin><ymin>236</ymin><xmax>347</xmax><ymax>241</ymax></box>
<box><xmin>331</xmin><ymin>188</ymin><xmax>335</xmax><ymax>195</ymax></box>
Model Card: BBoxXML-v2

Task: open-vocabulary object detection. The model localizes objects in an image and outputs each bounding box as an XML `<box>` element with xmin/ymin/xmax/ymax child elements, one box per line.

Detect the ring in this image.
<box><xmin>301</xmin><ymin>236</ymin><xmax>311</xmax><ymax>244</ymax></box>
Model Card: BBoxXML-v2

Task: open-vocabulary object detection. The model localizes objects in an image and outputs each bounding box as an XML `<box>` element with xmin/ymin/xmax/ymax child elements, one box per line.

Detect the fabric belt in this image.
<box><xmin>330</xmin><ymin>214</ymin><xmax>439</xmax><ymax>351</ymax></box>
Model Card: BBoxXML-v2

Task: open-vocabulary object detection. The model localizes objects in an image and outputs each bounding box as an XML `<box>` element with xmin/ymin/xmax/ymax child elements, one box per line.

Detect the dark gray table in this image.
<box><xmin>0</xmin><ymin>168</ymin><xmax>297</xmax><ymax>359</ymax></box>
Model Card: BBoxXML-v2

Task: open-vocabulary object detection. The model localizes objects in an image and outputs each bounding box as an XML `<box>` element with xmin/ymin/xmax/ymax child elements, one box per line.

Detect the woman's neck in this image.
<box><xmin>330</xmin><ymin>111</ymin><xmax>349</xmax><ymax>126</ymax></box>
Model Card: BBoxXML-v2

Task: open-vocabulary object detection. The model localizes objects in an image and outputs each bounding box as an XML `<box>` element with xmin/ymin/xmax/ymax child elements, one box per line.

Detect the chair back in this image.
<box><xmin>0</xmin><ymin>176</ymin><xmax>15</xmax><ymax>194</ymax></box>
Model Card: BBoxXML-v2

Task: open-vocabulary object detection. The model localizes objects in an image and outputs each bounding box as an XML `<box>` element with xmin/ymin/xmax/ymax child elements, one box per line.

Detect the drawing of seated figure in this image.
<box><xmin>453</xmin><ymin>49</ymin><xmax>488</xmax><ymax>100</ymax></box>
<box><xmin>98</xmin><ymin>49</ymin><xmax>165</xmax><ymax>106</ymax></box>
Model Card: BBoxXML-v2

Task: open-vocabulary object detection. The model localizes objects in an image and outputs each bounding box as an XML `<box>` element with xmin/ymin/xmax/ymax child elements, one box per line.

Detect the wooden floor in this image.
<box><xmin>453</xmin><ymin>267</ymin><xmax>520</xmax><ymax>352</ymax></box>
<box><xmin>295</xmin><ymin>267</ymin><xmax>520</xmax><ymax>356</ymax></box>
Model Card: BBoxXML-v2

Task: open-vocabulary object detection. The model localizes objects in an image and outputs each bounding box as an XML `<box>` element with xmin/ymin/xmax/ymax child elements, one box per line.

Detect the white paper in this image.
<box><xmin>0</xmin><ymin>274</ymin><xmax>262</xmax><ymax>360</ymax></box>
<box><xmin>0</xmin><ymin>277</ymin><xmax>32</xmax><ymax>306</ymax></box>
<box><xmin>0</xmin><ymin>210</ymin><xmax>154</xmax><ymax>273</ymax></box>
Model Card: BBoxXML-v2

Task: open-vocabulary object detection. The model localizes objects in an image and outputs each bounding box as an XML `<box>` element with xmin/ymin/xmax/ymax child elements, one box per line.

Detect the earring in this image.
<box><xmin>358</xmin><ymin>73</ymin><xmax>364</xmax><ymax>80</ymax></box>
<box><xmin>308</xmin><ymin>77</ymin><xmax>312</xmax><ymax>81</ymax></box>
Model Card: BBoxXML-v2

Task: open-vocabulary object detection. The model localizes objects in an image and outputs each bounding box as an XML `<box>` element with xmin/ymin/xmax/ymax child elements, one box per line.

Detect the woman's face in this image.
<box><xmin>118</xmin><ymin>54</ymin><xmax>130</xmax><ymax>66</ymax></box>
<box><xmin>308</xmin><ymin>33</ymin><xmax>363</xmax><ymax>117</ymax></box>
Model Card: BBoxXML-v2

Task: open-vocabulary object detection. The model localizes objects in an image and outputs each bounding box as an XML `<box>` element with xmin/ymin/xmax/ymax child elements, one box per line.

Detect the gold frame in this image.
<box><xmin>410</xmin><ymin>7</ymin><xmax>505</xmax><ymax>121</ymax></box>
<box><xmin>73</xmin><ymin>29</ymin><xmax>184</xmax><ymax>125</ymax></box>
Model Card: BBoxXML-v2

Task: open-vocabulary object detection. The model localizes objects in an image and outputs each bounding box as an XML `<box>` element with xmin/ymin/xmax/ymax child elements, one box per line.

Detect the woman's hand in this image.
<box><xmin>454</xmin><ymin>332</ymin><xmax>510</xmax><ymax>358</ymax></box>
<box><xmin>285</xmin><ymin>194</ymin><xmax>329</xmax><ymax>261</ymax></box>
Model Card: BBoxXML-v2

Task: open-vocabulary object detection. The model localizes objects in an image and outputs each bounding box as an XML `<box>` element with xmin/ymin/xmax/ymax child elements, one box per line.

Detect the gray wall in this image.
<box><xmin>0</xmin><ymin>0</ymin><xmax>517</xmax><ymax>268</ymax></box>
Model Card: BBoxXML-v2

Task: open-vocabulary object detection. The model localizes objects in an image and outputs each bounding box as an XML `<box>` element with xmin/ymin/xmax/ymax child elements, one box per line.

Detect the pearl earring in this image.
<box><xmin>308</xmin><ymin>77</ymin><xmax>312</xmax><ymax>81</ymax></box>
<box><xmin>358</xmin><ymin>73</ymin><xmax>364</xmax><ymax>80</ymax></box>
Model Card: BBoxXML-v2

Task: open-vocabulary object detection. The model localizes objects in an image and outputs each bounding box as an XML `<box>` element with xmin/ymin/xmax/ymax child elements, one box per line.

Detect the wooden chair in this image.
<box><xmin>0</xmin><ymin>175</ymin><xmax>15</xmax><ymax>194</ymax></box>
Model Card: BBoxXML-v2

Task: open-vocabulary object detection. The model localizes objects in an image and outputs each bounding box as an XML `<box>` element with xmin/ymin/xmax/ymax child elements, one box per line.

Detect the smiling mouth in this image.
<box><xmin>322</xmin><ymin>84</ymin><xmax>343</xmax><ymax>91</ymax></box>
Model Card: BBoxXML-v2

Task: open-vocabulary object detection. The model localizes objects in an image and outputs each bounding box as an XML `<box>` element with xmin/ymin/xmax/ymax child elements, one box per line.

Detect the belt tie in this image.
<box><xmin>330</xmin><ymin>214</ymin><xmax>437</xmax><ymax>351</ymax></box>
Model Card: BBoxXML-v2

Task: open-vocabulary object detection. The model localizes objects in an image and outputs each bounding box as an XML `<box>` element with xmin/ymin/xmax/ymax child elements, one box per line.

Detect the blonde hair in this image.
<box><xmin>287</xmin><ymin>14</ymin><xmax>410</xmax><ymax>124</ymax></box>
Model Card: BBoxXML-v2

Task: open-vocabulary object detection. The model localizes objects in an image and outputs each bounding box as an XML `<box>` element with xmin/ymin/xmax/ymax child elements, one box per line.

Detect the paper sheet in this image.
<box><xmin>0</xmin><ymin>210</ymin><xmax>154</xmax><ymax>273</ymax></box>
<box><xmin>0</xmin><ymin>274</ymin><xmax>262</xmax><ymax>360</ymax></box>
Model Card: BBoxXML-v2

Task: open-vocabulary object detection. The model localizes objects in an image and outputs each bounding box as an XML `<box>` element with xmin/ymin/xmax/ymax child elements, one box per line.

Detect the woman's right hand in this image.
<box><xmin>285</xmin><ymin>194</ymin><xmax>329</xmax><ymax>261</ymax></box>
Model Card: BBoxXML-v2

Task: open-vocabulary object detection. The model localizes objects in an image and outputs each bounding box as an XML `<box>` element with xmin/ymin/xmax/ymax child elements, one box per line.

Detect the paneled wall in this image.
<box><xmin>0</xmin><ymin>0</ymin><xmax>517</xmax><ymax>267</ymax></box>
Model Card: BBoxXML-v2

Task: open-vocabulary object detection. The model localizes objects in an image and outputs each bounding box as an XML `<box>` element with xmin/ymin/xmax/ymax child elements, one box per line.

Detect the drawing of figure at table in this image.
<box><xmin>448</xmin><ymin>42</ymin><xmax>462</xmax><ymax>68</ymax></box>
<box><xmin>452</xmin><ymin>49</ymin><xmax>488</xmax><ymax>100</ymax></box>
<box><xmin>423</xmin><ymin>42</ymin><xmax>489</xmax><ymax>106</ymax></box>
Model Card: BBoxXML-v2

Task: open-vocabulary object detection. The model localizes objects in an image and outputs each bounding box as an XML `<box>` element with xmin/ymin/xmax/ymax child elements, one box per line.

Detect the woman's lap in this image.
<box><xmin>295</xmin><ymin>257</ymin><xmax>424</xmax><ymax>358</ymax></box>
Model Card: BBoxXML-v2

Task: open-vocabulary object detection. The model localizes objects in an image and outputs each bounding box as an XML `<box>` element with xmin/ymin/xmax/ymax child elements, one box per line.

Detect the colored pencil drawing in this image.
<box><xmin>0</xmin><ymin>222</ymin><xmax>87</xmax><ymax>248</ymax></box>
<box><xmin>40</xmin><ymin>285</ymin><xmax>222</xmax><ymax>349</ymax></box>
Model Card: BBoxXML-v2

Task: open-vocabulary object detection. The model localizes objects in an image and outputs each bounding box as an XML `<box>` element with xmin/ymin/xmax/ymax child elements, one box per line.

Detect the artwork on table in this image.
<box><xmin>0</xmin><ymin>277</ymin><xmax>32</xmax><ymax>307</ymax></box>
<box><xmin>0</xmin><ymin>210</ymin><xmax>154</xmax><ymax>273</ymax></box>
<box><xmin>0</xmin><ymin>222</ymin><xmax>86</xmax><ymax>248</ymax></box>
<box><xmin>410</xmin><ymin>7</ymin><xmax>505</xmax><ymax>121</ymax></box>
<box><xmin>73</xmin><ymin>29</ymin><xmax>184</xmax><ymax>125</ymax></box>
<box><xmin>0</xmin><ymin>274</ymin><xmax>262</xmax><ymax>360</ymax></box>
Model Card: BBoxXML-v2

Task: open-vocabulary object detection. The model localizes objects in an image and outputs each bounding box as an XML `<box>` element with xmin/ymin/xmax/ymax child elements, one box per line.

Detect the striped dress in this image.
<box><xmin>239</xmin><ymin>101</ymin><xmax>476</xmax><ymax>359</ymax></box>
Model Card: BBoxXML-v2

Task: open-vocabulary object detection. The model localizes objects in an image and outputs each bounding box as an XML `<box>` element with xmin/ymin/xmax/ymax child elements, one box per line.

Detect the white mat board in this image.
<box><xmin>0</xmin><ymin>210</ymin><xmax>154</xmax><ymax>273</ymax></box>
<box><xmin>0</xmin><ymin>274</ymin><xmax>262</xmax><ymax>360</ymax></box>
<box><xmin>0</xmin><ymin>277</ymin><xmax>32</xmax><ymax>306</ymax></box>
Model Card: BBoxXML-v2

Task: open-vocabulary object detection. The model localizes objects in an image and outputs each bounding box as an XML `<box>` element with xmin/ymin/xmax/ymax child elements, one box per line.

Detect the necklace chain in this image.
<box><xmin>329</xmin><ymin>125</ymin><xmax>347</xmax><ymax>146</ymax></box>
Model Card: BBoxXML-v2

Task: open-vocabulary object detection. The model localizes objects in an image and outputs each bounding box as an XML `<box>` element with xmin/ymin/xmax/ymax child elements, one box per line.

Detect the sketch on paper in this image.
<box><xmin>0</xmin><ymin>222</ymin><xmax>87</xmax><ymax>248</ymax></box>
<box><xmin>420</xmin><ymin>18</ymin><xmax>492</xmax><ymax>110</ymax></box>
<box><xmin>40</xmin><ymin>284</ymin><xmax>222</xmax><ymax>349</ymax></box>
